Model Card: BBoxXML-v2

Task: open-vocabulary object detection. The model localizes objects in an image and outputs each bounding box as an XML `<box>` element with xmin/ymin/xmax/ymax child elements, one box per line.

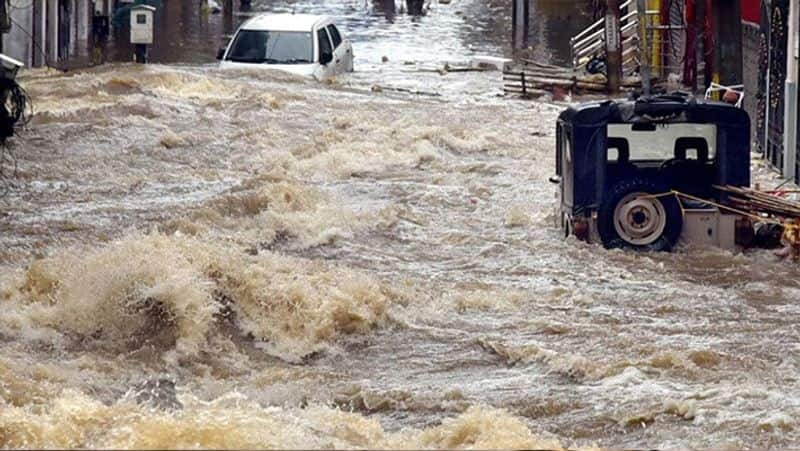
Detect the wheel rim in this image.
<box><xmin>613</xmin><ymin>192</ymin><xmax>667</xmax><ymax>246</ymax></box>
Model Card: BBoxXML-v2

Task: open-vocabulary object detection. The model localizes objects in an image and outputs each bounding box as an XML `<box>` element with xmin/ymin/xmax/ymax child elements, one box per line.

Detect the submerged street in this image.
<box><xmin>1</xmin><ymin>0</ymin><xmax>800</xmax><ymax>449</ymax></box>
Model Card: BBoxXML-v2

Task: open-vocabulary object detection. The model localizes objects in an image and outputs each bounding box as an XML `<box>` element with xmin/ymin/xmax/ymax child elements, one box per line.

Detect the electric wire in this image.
<box><xmin>8</xmin><ymin>14</ymin><xmax>59</xmax><ymax>70</ymax></box>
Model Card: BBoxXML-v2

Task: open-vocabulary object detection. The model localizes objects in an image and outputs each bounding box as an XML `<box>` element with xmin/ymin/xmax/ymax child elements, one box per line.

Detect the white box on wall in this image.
<box><xmin>130</xmin><ymin>5</ymin><xmax>156</xmax><ymax>45</ymax></box>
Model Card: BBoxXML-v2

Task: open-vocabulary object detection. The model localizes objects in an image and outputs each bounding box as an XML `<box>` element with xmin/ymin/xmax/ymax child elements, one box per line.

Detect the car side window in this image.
<box><xmin>327</xmin><ymin>25</ymin><xmax>342</xmax><ymax>49</ymax></box>
<box><xmin>317</xmin><ymin>28</ymin><xmax>333</xmax><ymax>60</ymax></box>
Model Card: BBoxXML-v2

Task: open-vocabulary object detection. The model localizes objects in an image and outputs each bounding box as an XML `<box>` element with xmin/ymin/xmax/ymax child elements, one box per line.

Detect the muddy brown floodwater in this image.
<box><xmin>1</xmin><ymin>26</ymin><xmax>800</xmax><ymax>451</ymax></box>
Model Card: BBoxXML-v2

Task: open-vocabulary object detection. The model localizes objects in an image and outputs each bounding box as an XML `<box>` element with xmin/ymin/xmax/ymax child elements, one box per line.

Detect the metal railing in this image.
<box><xmin>704</xmin><ymin>82</ymin><xmax>745</xmax><ymax>108</ymax></box>
<box><xmin>570</xmin><ymin>2</ymin><xmax>686</xmax><ymax>79</ymax></box>
<box><xmin>569</xmin><ymin>0</ymin><xmax>640</xmax><ymax>73</ymax></box>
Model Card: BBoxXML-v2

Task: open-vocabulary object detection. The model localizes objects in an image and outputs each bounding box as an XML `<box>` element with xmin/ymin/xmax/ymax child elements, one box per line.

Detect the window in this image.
<box><xmin>326</xmin><ymin>25</ymin><xmax>342</xmax><ymax>48</ymax></box>
<box><xmin>607</xmin><ymin>123</ymin><xmax>717</xmax><ymax>161</ymax></box>
<box><xmin>606</xmin><ymin>137</ymin><xmax>629</xmax><ymax>163</ymax></box>
<box><xmin>136</xmin><ymin>13</ymin><xmax>147</xmax><ymax>24</ymax></box>
<box><xmin>226</xmin><ymin>30</ymin><xmax>313</xmax><ymax>64</ymax></box>
<box><xmin>317</xmin><ymin>28</ymin><xmax>333</xmax><ymax>60</ymax></box>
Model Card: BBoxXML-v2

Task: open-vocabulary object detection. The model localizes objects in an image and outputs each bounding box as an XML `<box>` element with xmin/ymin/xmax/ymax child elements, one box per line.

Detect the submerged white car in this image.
<box><xmin>218</xmin><ymin>13</ymin><xmax>354</xmax><ymax>80</ymax></box>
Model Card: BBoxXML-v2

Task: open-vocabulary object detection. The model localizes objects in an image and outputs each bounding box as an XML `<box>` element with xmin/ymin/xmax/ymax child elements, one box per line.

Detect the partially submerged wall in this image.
<box><xmin>2</xmin><ymin>0</ymin><xmax>91</xmax><ymax>68</ymax></box>
<box><xmin>742</xmin><ymin>20</ymin><xmax>762</xmax><ymax>150</ymax></box>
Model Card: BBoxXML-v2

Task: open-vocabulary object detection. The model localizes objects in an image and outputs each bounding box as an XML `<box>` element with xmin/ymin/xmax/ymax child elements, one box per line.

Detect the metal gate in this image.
<box><xmin>796</xmin><ymin>59</ymin><xmax>800</xmax><ymax>183</ymax></box>
<box><xmin>765</xmin><ymin>0</ymin><xmax>789</xmax><ymax>170</ymax></box>
<box><xmin>756</xmin><ymin>0</ymin><xmax>769</xmax><ymax>154</ymax></box>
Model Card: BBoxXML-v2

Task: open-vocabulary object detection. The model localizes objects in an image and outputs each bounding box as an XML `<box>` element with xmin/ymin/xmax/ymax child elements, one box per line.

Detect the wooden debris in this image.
<box><xmin>715</xmin><ymin>185</ymin><xmax>800</xmax><ymax>219</ymax></box>
<box><xmin>503</xmin><ymin>68</ymin><xmax>616</xmax><ymax>97</ymax></box>
<box><xmin>370</xmin><ymin>84</ymin><xmax>441</xmax><ymax>97</ymax></box>
<box><xmin>503</xmin><ymin>59</ymin><xmax>645</xmax><ymax>98</ymax></box>
<box><xmin>712</xmin><ymin>185</ymin><xmax>800</xmax><ymax>259</ymax></box>
<box><xmin>441</xmin><ymin>66</ymin><xmax>488</xmax><ymax>73</ymax></box>
<box><xmin>402</xmin><ymin>63</ymin><xmax>489</xmax><ymax>75</ymax></box>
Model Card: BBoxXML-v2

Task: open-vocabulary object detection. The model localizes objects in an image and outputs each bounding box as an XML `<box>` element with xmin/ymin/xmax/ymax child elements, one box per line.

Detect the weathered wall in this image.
<box><xmin>741</xmin><ymin>20</ymin><xmax>761</xmax><ymax>148</ymax></box>
<box><xmin>4</xmin><ymin>0</ymin><xmax>34</xmax><ymax>66</ymax></box>
<box><xmin>2</xmin><ymin>0</ymin><xmax>91</xmax><ymax>68</ymax></box>
<box><xmin>34</xmin><ymin>0</ymin><xmax>46</xmax><ymax>67</ymax></box>
<box><xmin>77</xmin><ymin>0</ymin><xmax>88</xmax><ymax>48</ymax></box>
<box><xmin>45</xmin><ymin>0</ymin><xmax>55</xmax><ymax>62</ymax></box>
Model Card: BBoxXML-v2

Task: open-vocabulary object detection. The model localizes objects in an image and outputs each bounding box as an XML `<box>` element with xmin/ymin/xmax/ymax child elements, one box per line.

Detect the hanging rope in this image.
<box><xmin>640</xmin><ymin>189</ymin><xmax>800</xmax><ymax>257</ymax></box>
<box><xmin>646</xmin><ymin>189</ymin><xmax>798</xmax><ymax>224</ymax></box>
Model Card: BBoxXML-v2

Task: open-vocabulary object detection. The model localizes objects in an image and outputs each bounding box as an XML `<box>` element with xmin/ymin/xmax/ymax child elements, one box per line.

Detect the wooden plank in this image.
<box><xmin>715</xmin><ymin>185</ymin><xmax>800</xmax><ymax>219</ymax></box>
<box><xmin>503</xmin><ymin>90</ymin><xmax>547</xmax><ymax>98</ymax></box>
<box><xmin>504</xmin><ymin>70</ymin><xmax>574</xmax><ymax>79</ymax></box>
<box><xmin>518</xmin><ymin>58</ymin><xmax>572</xmax><ymax>71</ymax></box>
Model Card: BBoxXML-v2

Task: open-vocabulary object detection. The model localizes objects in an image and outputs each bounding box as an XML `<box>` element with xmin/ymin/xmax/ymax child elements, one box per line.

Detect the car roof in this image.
<box><xmin>558</xmin><ymin>94</ymin><xmax>750</xmax><ymax>128</ymax></box>
<box><xmin>241</xmin><ymin>13</ymin><xmax>330</xmax><ymax>32</ymax></box>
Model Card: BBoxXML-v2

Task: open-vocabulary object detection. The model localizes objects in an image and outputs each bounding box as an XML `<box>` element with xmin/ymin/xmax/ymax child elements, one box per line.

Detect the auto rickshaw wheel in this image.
<box><xmin>598</xmin><ymin>177</ymin><xmax>683</xmax><ymax>251</ymax></box>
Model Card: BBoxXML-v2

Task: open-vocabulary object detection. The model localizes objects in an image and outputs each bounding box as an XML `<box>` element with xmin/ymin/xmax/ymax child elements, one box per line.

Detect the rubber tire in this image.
<box><xmin>598</xmin><ymin>177</ymin><xmax>683</xmax><ymax>252</ymax></box>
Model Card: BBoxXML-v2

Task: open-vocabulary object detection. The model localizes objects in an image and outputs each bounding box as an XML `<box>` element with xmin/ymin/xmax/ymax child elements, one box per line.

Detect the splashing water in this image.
<box><xmin>0</xmin><ymin>58</ymin><xmax>799</xmax><ymax>450</ymax></box>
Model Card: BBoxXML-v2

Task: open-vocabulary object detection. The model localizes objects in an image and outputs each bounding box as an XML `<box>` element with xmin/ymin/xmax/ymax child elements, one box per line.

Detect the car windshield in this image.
<box><xmin>226</xmin><ymin>30</ymin><xmax>312</xmax><ymax>64</ymax></box>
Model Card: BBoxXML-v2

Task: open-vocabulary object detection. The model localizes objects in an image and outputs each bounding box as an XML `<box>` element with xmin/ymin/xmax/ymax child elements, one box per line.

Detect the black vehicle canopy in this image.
<box><xmin>556</xmin><ymin>94</ymin><xmax>751</xmax><ymax>215</ymax></box>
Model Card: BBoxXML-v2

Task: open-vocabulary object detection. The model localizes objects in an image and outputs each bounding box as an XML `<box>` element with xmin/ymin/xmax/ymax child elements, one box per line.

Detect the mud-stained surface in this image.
<box><xmin>1</xmin><ymin>63</ymin><xmax>800</xmax><ymax>450</ymax></box>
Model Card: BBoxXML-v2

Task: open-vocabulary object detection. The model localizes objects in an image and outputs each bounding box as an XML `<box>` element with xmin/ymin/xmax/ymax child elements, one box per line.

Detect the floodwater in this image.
<box><xmin>2</xmin><ymin>0</ymin><xmax>800</xmax><ymax>449</ymax></box>
<box><xmin>105</xmin><ymin>0</ymin><xmax>589</xmax><ymax>66</ymax></box>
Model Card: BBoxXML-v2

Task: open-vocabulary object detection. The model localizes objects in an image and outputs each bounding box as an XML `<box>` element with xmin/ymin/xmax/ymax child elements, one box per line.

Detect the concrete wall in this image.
<box><xmin>5</xmin><ymin>0</ymin><xmax>35</xmax><ymax>66</ymax></box>
<box><xmin>70</xmin><ymin>0</ymin><xmax>90</xmax><ymax>54</ymax></box>
<box><xmin>34</xmin><ymin>0</ymin><xmax>46</xmax><ymax>67</ymax></box>
<box><xmin>77</xmin><ymin>0</ymin><xmax>88</xmax><ymax>48</ymax></box>
<box><xmin>741</xmin><ymin>20</ymin><xmax>761</xmax><ymax>148</ymax></box>
<box><xmin>2</xmin><ymin>0</ymin><xmax>91</xmax><ymax>68</ymax></box>
<box><xmin>70</xmin><ymin>0</ymin><xmax>77</xmax><ymax>54</ymax></box>
<box><xmin>47</xmin><ymin>0</ymin><xmax>57</xmax><ymax>62</ymax></box>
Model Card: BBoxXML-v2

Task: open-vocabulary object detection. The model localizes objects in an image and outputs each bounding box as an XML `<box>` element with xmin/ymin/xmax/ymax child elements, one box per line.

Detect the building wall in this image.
<box><xmin>2</xmin><ymin>0</ymin><xmax>91</xmax><ymax>68</ymax></box>
<box><xmin>76</xmin><ymin>0</ymin><xmax>88</xmax><ymax>48</ymax></box>
<box><xmin>741</xmin><ymin>20</ymin><xmax>761</xmax><ymax>148</ymax></box>
<box><xmin>69</xmin><ymin>0</ymin><xmax>90</xmax><ymax>54</ymax></box>
<box><xmin>34</xmin><ymin>0</ymin><xmax>46</xmax><ymax>67</ymax></box>
<box><xmin>46</xmin><ymin>0</ymin><xmax>57</xmax><ymax>62</ymax></box>
<box><xmin>5</xmin><ymin>0</ymin><xmax>35</xmax><ymax>66</ymax></box>
<box><xmin>70</xmin><ymin>0</ymin><xmax>77</xmax><ymax>54</ymax></box>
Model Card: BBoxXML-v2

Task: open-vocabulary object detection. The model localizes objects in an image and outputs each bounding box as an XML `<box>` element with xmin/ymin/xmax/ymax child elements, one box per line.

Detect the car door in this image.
<box><xmin>325</xmin><ymin>24</ymin><xmax>351</xmax><ymax>74</ymax></box>
<box><xmin>315</xmin><ymin>26</ymin><xmax>336</xmax><ymax>80</ymax></box>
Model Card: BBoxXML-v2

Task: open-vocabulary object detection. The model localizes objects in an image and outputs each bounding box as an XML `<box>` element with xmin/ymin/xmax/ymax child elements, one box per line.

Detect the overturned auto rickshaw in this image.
<box><xmin>553</xmin><ymin>94</ymin><xmax>755</xmax><ymax>252</ymax></box>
